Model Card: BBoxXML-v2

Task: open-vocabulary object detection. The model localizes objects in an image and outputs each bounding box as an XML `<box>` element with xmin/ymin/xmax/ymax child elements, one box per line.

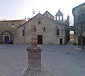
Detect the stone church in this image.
<box><xmin>14</xmin><ymin>10</ymin><xmax>70</xmax><ymax>44</ymax></box>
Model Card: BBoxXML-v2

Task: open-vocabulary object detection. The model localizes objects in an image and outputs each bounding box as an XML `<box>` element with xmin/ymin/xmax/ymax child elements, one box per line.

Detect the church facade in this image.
<box><xmin>14</xmin><ymin>10</ymin><xmax>70</xmax><ymax>44</ymax></box>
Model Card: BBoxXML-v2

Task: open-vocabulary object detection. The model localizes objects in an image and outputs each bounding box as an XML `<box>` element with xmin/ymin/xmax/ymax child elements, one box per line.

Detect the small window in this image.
<box><xmin>12</xmin><ymin>23</ymin><xmax>14</xmax><ymax>25</ymax></box>
<box><xmin>43</xmin><ymin>27</ymin><xmax>46</xmax><ymax>32</ymax></box>
<box><xmin>22</xmin><ymin>30</ymin><xmax>25</xmax><ymax>36</ymax></box>
<box><xmin>57</xmin><ymin>29</ymin><xmax>59</xmax><ymax>35</ymax></box>
<box><xmin>12</xmin><ymin>23</ymin><xmax>14</xmax><ymax>27</ymax></box>
<box><xmin>12</xmin><ymin>25</ymin><xmax>14</xmax><ymax>27</ymax></box>
<box><xmin>38</xmin><ymin>21</ymin><xmax>41</xmax><ymax>24</ymax></box>
<box><xmin>6</xmin><ymin>23</ymin><xmax>8</xmax><ymax>26</ymax></box>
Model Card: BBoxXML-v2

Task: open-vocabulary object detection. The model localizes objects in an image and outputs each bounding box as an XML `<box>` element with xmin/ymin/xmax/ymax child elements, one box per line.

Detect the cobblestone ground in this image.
<box><xmin>0</xmin><ymin>44</ymin><xmax>85</xmax><ymax>76</ymax></box>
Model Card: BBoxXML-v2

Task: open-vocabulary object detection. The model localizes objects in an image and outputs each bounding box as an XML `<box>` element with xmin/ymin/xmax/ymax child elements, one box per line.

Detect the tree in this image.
<box><xmin>74</xmin><ymin>8</ymin><xmax>85</xmax><ymax>50</ymax></box>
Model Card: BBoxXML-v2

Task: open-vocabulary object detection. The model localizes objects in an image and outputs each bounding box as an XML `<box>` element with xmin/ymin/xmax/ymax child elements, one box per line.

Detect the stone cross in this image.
<box><xmin>24</xmin><ymin>24</ymin><xmax>43</xmax><ymax>76</ymax></box>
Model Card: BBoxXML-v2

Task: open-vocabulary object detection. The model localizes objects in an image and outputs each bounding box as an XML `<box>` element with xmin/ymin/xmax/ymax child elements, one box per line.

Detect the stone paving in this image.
<box><xmin>0</xmin><ymin>44</ymin><xmax>85</xmax><ymax>76</ymax></box>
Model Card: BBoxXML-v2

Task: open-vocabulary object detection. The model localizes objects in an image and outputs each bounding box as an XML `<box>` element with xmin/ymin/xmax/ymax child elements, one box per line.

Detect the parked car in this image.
<box><xmin>8</xmin><ymin>40</ymin><xmax>13</xmax><ymax>44</ymax></box>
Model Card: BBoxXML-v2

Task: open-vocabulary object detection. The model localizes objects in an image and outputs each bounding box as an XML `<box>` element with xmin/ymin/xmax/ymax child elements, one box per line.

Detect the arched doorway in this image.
<box><xmin>37</xmin><ymin>35</ymin><xmax>43</xmax><ymax>44</ymax></box>
<box><xmin>3</xmin><ymin>31</ymin><xmax>11</xmax><ymax>43</ymax></box>
<box><xmin>4</xmin><ymin>36</ymin><xmax>9</xmax><ymax>43</ymax></box>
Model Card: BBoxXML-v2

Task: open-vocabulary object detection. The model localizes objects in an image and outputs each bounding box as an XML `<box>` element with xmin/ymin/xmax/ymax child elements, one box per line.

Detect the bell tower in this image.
<box><xmin>56</xmin><ymin>9</ymin><xmax>63</xmax><ymax>21</ymax></box>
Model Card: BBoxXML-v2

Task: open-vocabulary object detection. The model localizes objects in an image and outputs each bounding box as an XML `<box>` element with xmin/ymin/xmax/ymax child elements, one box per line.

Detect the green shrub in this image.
<box><xmin>72</xmin><ymin>43</ymin><xmax>77</xmax><ymax>46</ymax></box>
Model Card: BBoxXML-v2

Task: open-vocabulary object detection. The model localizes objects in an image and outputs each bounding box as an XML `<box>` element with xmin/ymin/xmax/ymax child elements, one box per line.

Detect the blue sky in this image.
<box><xmin>0</xmin><ymin>0</ymin><xmax>84</xmax><ymax>25</ymax></box>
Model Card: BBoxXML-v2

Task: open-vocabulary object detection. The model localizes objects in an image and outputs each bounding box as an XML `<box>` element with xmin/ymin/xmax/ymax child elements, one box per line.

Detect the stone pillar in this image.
<box><xmin>27</xmin><ymin>47</ymin><xmax>42</xmax><ymax>71</ymax></box>
<box><xmin>23</xmin><ymin>24</ymin><xmax>43</xmax><ymax>76</ymax></box>
<box><xmin>23</xmin><ymin>46</ymin><xmax>43</xmax><ymax>76</ymax></box>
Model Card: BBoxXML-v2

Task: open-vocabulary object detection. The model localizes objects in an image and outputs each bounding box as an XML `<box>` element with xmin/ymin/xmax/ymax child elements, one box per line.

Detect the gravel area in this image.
<box><xmin>0</xmin><ymin>44</ymin><xmax>85</xmax><ymax>76</ymax></box>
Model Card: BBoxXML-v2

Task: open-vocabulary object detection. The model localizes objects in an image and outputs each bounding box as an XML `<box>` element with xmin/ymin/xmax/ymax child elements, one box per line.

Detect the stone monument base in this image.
<box><xmin>23</xmin><ymin>69</ymin><xmax>44</xmax><ymax>76</ymax></box>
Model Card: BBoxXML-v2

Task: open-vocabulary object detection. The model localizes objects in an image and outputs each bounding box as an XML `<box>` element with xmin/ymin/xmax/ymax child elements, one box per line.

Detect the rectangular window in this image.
<box><xmin>43</xmin><ymin>27</ymin><xmax>46</xmax><ymax>32</ymax></box>
<box><xmin>22</xmin><ymin>30</ymin><xmax>25</xmax><ymax>36</ymax></box>
<box><xmin>12</xmin><ymin>23</ymin><xmax>14</xmax><ymax>25</ymax></box>
<box><xmin>57</xmin><ymin>29</ymin><xmax>59</xmax><ymax>35</ymax></box>
<box><xmin>12</xmin><ymin>25</ymin><xmax>14</xmax><ymax>27</ymax></box>
<box><xmin>12</xmin><ymin>23</ymin><xmax>14</xmax><ymax>27</ymax></box>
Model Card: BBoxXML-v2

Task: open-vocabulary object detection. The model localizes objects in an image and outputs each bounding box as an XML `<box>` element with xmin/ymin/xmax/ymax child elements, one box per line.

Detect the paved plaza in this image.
<box><xmin>0</xmin><ymin>44</ymin><xmax>85</xmax><ymax>76</ymax></box>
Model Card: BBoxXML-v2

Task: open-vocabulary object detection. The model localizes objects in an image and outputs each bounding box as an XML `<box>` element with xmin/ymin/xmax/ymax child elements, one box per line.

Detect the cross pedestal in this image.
<box><xmin>24</xmin><ymin>46</ymin><xmax>43</xmax><ymax>76</ymax></box>
<box><xmin>23</xmin><ymin>24</ymin><xmax>44</xmax><ymax>76</ymax></box>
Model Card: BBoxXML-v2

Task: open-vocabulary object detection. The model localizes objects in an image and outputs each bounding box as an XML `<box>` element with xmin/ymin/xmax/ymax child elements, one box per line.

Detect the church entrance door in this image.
<box><xmin>3</xmin><ymin>31</ymin><xmax>11</xmax><ymax>43</ymax></box>
<box><xmin>37</xmin><ymin>35</ymin><xmax>43</xmax><ymax>44</ymax></box>
<box><xmin>60</xmin><ymin>39</ymin><xmax>62</xmax><ymax>44</ymax></box>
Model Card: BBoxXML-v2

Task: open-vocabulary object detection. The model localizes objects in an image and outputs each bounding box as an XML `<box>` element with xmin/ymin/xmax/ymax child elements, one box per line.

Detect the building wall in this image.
<box><xmin>73</xmin><ymin>3</ymin><xmax>85</xmax><ymax>25</ymax></box>
<box><xmin>14</xmin><ymin>14</ymin><xmax>66</xmax><ymax>44</ymax></box>
<box><xmin>0</xmin><ymin>20</ymin><xmax>26</xmax><ymax>43</ymax></box>
<box><xmin>43</xmin><ymin>11</ymin><xmax>54</xmax><ymax>20</ymax></box>
<box><xmin>72</xmin><ymin>3</ymin><xmax>85</xmax><ymax>45</ymax></box>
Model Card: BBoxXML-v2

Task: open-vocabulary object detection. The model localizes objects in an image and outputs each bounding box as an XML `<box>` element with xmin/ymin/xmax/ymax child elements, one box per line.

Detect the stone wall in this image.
<box><xmin>0</xmin><ymin>20</ymin><xmax>26</xmax><ymax>43</ymax></box>
<box><xmin>14</xmin><ymin>13</ymin><xmax>66</xmax><ymax>44</ymax></box>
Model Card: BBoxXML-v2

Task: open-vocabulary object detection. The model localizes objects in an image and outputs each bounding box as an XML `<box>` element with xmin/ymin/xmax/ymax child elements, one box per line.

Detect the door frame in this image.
<box><xmin>2</xmin><ymin>31</ymin><xmax>11</xmax><ymax>43</ymax></box>
<box><xmin>3</xmin><ymin>35</ymin><xmax>10</xmax><ymax>43</ymax></box>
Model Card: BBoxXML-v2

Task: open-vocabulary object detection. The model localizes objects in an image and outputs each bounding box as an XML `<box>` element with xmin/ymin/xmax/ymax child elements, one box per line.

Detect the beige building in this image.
<box><xmin>0</xmin><ymin>19</ymin><xmax>26</xmax><ymax>43</ymax></box>
<box><xmin>14</xmin><ymin>10</ymin><xmax>70</xmax><ymax>44</ymax></box>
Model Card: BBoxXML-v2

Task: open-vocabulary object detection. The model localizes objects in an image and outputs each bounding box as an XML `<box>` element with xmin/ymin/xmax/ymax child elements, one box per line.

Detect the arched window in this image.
<box><xmin>57</xmin><ymin>29</ymin><xmax>59</xmax><ymax>35</ymax></box>
<box><xmin>57</xmin><ymin>16</ymin><xmax>59</xmax><ymax>20</ymax></box>
<box><xmin>60</xmin><ymin>16</ymin><xmax>62</xmax><ymax>20</ymax></box>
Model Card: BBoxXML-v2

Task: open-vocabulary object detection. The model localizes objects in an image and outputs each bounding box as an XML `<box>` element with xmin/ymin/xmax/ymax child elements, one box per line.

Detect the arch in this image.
<box><xmin>56</xmin><ymin>9</ymin><xmax>63</xmax><ymax>21</ymax></box>
<box><xmin>2</xmin><ymin>31</ymin><xmax>11</xmax><ymax>43</ymax></box>
<box><xmin>2</xmin><ymin>31</ymin><xmax>11</xmax><ymax>35</ymax></box>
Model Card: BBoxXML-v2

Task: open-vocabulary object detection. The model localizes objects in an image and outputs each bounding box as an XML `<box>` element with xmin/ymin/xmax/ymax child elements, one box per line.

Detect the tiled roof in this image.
<box><xmin>0</xmin><ymin>19</ymin><xmax>26</xmax><ymax>22</ymax></box>
<box><xmin>18</xmin><ymin>13</ymin><xmax>66</xmax><ymax>28</ymax></box>
<box><xmin>43</xmin><ymin>11</ymin><xmax>54</xmax><ymax>16</ymax></box>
